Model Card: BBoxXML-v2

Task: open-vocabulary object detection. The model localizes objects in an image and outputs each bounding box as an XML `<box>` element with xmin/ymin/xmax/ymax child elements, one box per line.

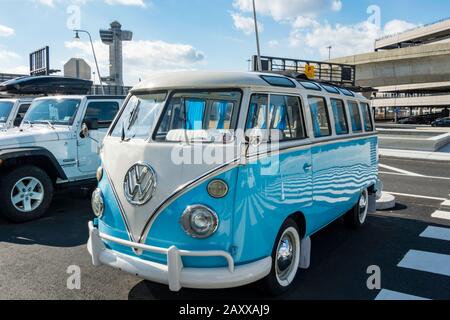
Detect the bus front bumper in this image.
<box><xmin>87</xmin><ymin>222</ymin><xmax>272</xmax><ymax>292</ymax></box>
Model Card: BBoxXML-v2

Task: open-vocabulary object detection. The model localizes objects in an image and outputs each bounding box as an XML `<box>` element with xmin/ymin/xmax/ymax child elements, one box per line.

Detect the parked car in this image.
<box><xmin>397</xmin><ymin>117</ymin><xmax>416</xmax><ymax>124</ymax></box>
<box><xmin>0</xmin><ymin>98</ymin><xmax>33</xmax><ymax>131</ymax></box>
<box><xmin>0</xmin><ymin>95</ymin><xmax>124</xmax><ymax>222</ymax></box>
<box><xmin>87</xmin><ymin>71</ymin><xmax>380</xmax><ymax>295</ymax></box>
<box><xmin>431</xmin><ymin>118</ymin><xmax>450</xmax><ymax>127</ymax></box>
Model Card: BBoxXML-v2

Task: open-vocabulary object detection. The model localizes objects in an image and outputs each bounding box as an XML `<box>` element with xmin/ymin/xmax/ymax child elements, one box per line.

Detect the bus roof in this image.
<box><xmin>131</xmin><ymin>71</ymin><xmax>365</xmax><ymax>99</ymax></box>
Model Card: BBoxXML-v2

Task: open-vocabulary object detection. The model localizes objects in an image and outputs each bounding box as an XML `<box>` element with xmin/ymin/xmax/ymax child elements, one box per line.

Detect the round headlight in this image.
<box><xmin>180</xmin><ymin>205</ymin><xmax>219</xmax><ymax>239</ymax></box>
<box><xmin>207</xmin><ymin>180</ymin><xmax>228</xmax><ymax>199</ymax></box>
<box><xmin>91</xmin><ymin>188</ymin><xmax>104</xmax><ymax>218</ymax></box>
<box><xmin>96</xmin><ymin>167</ymin><xmax>103</xmax><ymax>182</ymax></box>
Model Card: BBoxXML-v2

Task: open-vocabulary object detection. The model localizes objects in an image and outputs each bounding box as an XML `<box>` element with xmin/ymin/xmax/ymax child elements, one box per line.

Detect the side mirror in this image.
<box><xmin>80</xmin><ymin>123</ymin><xmax>89</xmax><ymax>139</ymax></box>
<box><xmin>84</xmin><ymin>118</ymin><xmax>99</xmax><ymax>130</ymax></box>
<box><xmin>245</xmin><ymin>129</ymin><xmax>265</xmax><ymax>147</ymax></box>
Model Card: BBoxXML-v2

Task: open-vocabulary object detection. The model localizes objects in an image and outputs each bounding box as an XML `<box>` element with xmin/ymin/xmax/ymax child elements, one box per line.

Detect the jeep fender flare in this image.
<box><xmin>0</xmin><ymin>147</ymin><xmax>68</xmax><ymax>181</ymax></box>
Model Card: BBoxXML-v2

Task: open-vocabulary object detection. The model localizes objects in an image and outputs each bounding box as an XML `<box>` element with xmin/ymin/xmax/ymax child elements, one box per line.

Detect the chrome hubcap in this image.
<box><xmin>11</xmin><ymin>177</ymin><xmax>44</xmax><ymax>213</ymax></box>
<box><xmin>358</xmin><ymin>190</ymin><xmax>369</xmax><ymax>224</ymax></box>
<box><xmin>275</xmin><ymin>228</ymin><xmax>299</xmax><ymax>286</ymax></box>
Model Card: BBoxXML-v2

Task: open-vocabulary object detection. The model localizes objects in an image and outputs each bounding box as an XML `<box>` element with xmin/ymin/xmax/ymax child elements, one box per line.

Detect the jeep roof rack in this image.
<box><xmin>251</xmin><ymin>55</ymin><xmax>374</xmax><ymax>93</ymax></box>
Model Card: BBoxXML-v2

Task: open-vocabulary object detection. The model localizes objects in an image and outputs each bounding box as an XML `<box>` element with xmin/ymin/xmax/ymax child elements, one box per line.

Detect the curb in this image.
<box><xmin>376</xmin><ymin>192</ymin><xmax>396</xmax><ymax>211</ymax></box>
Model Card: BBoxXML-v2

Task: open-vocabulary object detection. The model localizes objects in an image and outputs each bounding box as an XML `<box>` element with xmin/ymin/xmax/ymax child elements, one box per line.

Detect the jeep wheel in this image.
<box><xmin>0</xmin><ymin>166</ymin><xmax>54</xmax><ymax>223</ymax></box>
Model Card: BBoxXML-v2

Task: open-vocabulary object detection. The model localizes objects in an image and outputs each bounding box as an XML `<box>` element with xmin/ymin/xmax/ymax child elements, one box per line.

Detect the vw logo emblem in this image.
<box><xmin>123</xmin><ymin>162</ymin><xmax>157</xmax><ymax>206</ymax></box>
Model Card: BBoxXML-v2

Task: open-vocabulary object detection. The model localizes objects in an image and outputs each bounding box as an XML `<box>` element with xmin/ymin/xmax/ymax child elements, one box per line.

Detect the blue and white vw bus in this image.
<box><xmin>88</xmin><ymin>71</ymin><xmax>379</xmax><ymax>295</ymax></box>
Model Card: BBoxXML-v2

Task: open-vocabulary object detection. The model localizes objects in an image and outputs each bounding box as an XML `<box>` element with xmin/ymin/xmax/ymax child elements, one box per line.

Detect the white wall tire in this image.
<box><xmin>344</xmin><ymin>188</ymin><xmax>369</xmax><ymax>229</ymax></box>
<box><xmin>259</xmin><ymin>219</ymin><xmax>301</xmax><ymax>296</ymax></box>
<box><xmin>0</xmin><ymin>166</ymin><xmax>54</xmax><ymax>223</ymax></box>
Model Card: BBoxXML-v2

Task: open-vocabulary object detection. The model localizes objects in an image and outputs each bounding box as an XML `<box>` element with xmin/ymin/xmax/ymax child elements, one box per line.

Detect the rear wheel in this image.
<box><xmin>0</xmin><ymin>166</ymin><xmax>54</xmax><ymax>223</ymax></box>
<box><xmin>259</xmin><ymin>219</ymin><xmax>301</xmax><ymax>296</ymax></box>
<box><xmin>344</xmin><ymin>188</ymin><xmax>369</xmax><ymax>229</ymax></box>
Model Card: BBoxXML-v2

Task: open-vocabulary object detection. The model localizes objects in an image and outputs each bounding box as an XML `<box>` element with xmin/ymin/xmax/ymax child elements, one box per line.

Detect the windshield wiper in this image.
<box><xmin>34</xmin><ymin>120</ymin><xmax>55</xmax><ymax>129</ymax></box>
<box><xmin>127</xmin><ymin>103</ymin><xmax>140</xmax><ymax>130</ymax></box>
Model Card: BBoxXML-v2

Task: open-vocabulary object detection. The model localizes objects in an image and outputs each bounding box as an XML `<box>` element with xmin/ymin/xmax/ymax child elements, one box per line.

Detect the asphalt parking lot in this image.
<box><xmin>0</xmin><ymin>157</ymin><xmax>449</xmax><ymax>300</ymax></box>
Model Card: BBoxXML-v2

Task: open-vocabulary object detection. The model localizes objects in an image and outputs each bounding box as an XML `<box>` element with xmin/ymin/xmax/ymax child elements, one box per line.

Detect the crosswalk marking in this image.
<box><xmin>375</xmin><ymin>289</ymin><xmax>429</xmax><ymax>301</ymax></box>
<box><xmin>441</xmin><ymin>200</ymin><xmax>450</xmax><ymax>208</ymax></box>
<box><xmin>398</xmin><ymin>250</ymin><xmax>450</xmax><ymax>277</ymax></box>
<box><xmin>420</xmin><ymin>226</ymin><xmax>450</xmax><ymax>242</ymax></box>
<box><xmin>431</xmin><ymin>210</ymin><xmax>450</xmax><ymax>221</ymax></box>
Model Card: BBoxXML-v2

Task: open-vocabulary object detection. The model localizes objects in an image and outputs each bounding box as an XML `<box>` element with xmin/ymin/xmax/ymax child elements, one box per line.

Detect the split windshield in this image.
<box><xmin>154</xmin><ymin>90</ymin><xmax>241</xmax><ymax>142</ymax></box>
<box><xmin>23</xmin><ymin>98</ymin><xmax>81</xmax><ymax>126</ymax></box>
<box><xmin>111</xmin><ymin>90</ymin><xmax>242</xmax><ymax>142</ymax></box>
<box><xmin>111</xmin><ymin>92</ymin><xmax>168</xmax><ymax>140</ymax></box>
<box><xmin>0</xmin><ymin>101</ymin><xmax>14</xmax><ymax>123</ymax></box>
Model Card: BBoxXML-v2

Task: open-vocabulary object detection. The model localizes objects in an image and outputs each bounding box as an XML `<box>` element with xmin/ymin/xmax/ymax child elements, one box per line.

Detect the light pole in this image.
<box><xmin>327</xmin><ymin>45</ymin><xmax>332</xmax><ymax>60</ymax></box>
<box><xmin>252</xmin><ymin>0</ymin><xmax>262</xmax><ymax>71</ymax></box>
<box><xmin>74</xmin><ymin>29</ymin><xmax>105</xmax><ymax>95</ymax></box>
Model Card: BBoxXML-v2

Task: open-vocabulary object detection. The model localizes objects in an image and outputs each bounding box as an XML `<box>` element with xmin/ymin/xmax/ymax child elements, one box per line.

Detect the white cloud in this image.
<box><xmin>331</xmin><ymin>0</ymin><xmax>342</xmax><ymax>12</ymax></box>
<box><xmin>231</xmin><ymin>13</ymin><xmax>263</xmax><ymax>35</ymax></box>
<box><xmin>0</xmin><ymin>47</ymin><xmax>28</xmax><ymax>75</ymax></box>
<box><xmin>289</xmin><ymin>18</ymin><xmax>418</xmax><ymax>59</ymax></box>
<box><xmin>37</xmin><ymin>0</ymin><xmax>55</xmax><ymax>7</ymax></box>
<box><xmin>383</xmin><ymin>19</ymin><xmax>418</xmax><ymax>37</ymax></box>
<box><xmin>65</xmin><ymin>39</ymin><xmax>205</xmax><ymax>85</ymax></box>
<box><xmin>104</xmin><ymin>0</ymin><xmax>147</xmax><ymax>7</ymax></box>
<box><xmin>0</xmin><ymin>25</ymin><xmax>14</xmax><ymax>37</ymax></box>
<box><xmin>232</xmin><ymin>0</ymin><xmax>341</xmax><ymax>21</ymax></box>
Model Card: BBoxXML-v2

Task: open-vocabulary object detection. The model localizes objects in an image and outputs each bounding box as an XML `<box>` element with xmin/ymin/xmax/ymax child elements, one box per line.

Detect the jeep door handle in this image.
<box><xmin>304</xmin><ymin>163</ymin><xmax>313</xmax><ymax>172</ymax></box>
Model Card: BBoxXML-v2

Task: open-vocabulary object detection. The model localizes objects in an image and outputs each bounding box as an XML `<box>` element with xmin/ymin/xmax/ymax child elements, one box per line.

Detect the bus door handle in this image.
<box><xmin>303</xmin><ymin>163</ymin><xmax>313</xmax><ymax>172</ymax></box>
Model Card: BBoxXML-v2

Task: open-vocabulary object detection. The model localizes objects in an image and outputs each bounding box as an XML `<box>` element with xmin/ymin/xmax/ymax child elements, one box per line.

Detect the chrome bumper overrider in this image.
<box><xmin>87</xmin><ymin>222</ymin><xmax>272</xmax><ymax>291</ymax></box>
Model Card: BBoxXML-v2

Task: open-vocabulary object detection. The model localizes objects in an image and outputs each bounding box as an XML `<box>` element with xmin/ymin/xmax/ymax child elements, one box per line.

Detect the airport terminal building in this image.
<box><xmin>331</xmin><ymin>18</ymin><xmax>450</xmax><ymax>123</ymax></box>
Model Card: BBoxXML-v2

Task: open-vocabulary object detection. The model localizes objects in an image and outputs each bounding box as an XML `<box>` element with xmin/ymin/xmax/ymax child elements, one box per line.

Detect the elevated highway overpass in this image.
<box><xmin>330</xmin><ymin>42</ymin><xmax>450</xmax><ymax>88</ymax></box>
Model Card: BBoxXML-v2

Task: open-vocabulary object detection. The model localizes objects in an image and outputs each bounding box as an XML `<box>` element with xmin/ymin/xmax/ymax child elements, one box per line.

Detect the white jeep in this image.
<box><xmin>0</xmin><ymin>95</ymin><xmax>124</xmax><ymax>222</ymax></box>
<box><xmin>0</xmin><ymin>98</ymin><xmax>33</xmax><ymax>131</ymax></box>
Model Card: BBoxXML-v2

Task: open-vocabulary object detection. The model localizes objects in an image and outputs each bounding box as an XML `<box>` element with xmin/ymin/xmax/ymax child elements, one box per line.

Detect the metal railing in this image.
<box><xmin>252</xmin><ymin>55</ymin><xmax>356</xmax><ymax>87</ymax></box>
<box><xmin>376</xmin><ymin>17</ymin><xmax>450</xmax><ymax>42</ymax></box>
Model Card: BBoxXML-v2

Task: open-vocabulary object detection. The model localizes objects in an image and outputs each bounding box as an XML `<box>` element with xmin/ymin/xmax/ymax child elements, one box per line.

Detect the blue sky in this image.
<box><xmin>0</xmin><ymin>0</ymin><xmax>449</xmax><ymax>85</ymax></box>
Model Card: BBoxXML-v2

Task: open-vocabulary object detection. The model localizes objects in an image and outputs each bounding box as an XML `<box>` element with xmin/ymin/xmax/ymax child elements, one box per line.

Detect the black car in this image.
<box><xmin>431</xmin><ymin>118</ymin><xmax>450</xmax><ymax>127</ymax></box>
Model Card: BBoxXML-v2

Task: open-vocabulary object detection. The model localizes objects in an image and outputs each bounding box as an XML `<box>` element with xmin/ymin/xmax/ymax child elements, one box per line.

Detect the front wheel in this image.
<box><xmin>0</xmin><ymin>166</ymin><xmax>54</xmax><ymax>223</ymax></box>
<box><xmin>344</xmin><ymin>188</ymin><xmax>369</xmax><ymax>229</ymax></box>
<box><xmin>259</xmin><ymin>219</ymin><xmax>301</xmax><ymax>296</ymax></box>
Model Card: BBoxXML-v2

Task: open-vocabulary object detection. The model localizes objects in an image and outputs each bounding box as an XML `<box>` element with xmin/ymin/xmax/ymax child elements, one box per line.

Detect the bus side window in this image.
<box><xmin>360</xmin><ymin>102</ymin><xmax>374</xmax><ymax>132</ymax></box>
<box><xmin>246</xmin><ymin>94</ymin><xmax>269</xmax><ymax>130</ymax></box>
<box><xmin>308</xmin><ymin>96</ymin><xmax>331</xmax><ymax>138</ymax></box>
<box><xmin>348</xmin><ymin>101</ymin><xmax>363</xmax><ymax>133</ymax></box>
<box><xmin>330</xmin><ymin>99</ymin><xmax>349</xmax><ymax>135</ymax></box>
<box><xmin>269</xmin><ymin>95</ymin><xmax>307</xmax><ymax>141</ymax></box>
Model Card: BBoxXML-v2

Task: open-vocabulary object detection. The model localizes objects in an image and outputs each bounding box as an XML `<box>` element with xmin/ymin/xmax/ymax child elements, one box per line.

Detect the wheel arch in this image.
<box><xmin>0</xmin><ymin>147</ymin><xmax>67</xmax><ymax>183</ymax></box>
<box><xmin>286</xmin><ymin>211</ymin><xmax>307</xmax><ymax>238</ymax></box>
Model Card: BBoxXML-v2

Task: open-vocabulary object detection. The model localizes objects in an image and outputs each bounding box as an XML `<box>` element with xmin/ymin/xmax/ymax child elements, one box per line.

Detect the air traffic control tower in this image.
<box><xmin>100</xmin><ymin>21</ymin><xmax>133</xmax><ymax>86</ymax></box>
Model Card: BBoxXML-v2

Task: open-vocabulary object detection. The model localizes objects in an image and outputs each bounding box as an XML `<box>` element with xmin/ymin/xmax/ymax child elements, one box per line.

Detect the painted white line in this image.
<box><xmin>431</xmin><ymin>210</ymin><xmax>450</xmax><ymax>221</ymax></box>
<box><xmin>420</xmin><ymin>226</ymin><xmax>450</xmax><ymax>242</ymax></box>
<box><xmin>398</xmin><ymin>250</ymin><xmax>450</xmax><ymax>277</ymax></box>
<box><xmin>441</xmin><ymin>200</ymin><xmax>450</xmax><ymax>207</ymax></box>
<box><xmin>379</xmin><ymin>164</ymin><xmax>424</xmax><ymax>177</ymax></box>
<box><xmin>384</xmin><ymin>191</ymin><xmax>446</xmax><ymax>202</ymax></box>
<box><xmin>375</xmin><ymin>289</ymin><xmax>429</xmax><ymax>301</ymax></box>
<box><xmin>379</xmin><ymin>171</ymin><xmax>450</xmax><ymax>181</ymax></box>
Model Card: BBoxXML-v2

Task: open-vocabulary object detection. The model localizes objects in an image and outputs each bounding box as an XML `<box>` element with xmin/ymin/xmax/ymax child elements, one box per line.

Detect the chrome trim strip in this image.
<box><xmin>138</xmin><ymin>159</ymin><xmax>241</xmax><ymax>244</ymax></box>
<box><xmin>138</xmin><ymin>132</ymin><xmax>378</xmax><ymax>244</ymax></box>
<box><xmin>104</xmin><ymin>166</ymin><xmax>137</xmax><ymax>243</ymax></box>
